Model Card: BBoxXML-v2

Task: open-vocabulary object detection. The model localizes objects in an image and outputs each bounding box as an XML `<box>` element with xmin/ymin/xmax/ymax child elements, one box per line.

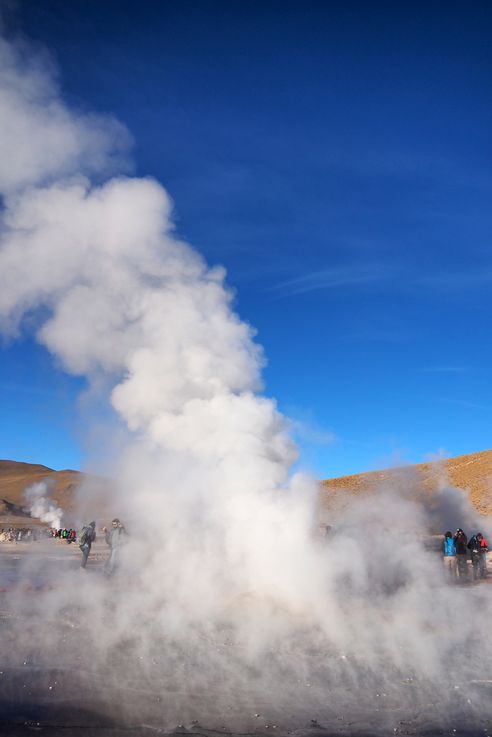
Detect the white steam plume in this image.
<box><xmin>0</xmin><ymin>29</ymin><xmax>491</xmax><ymax>733</ymax></box>
<box><xmin>23</xmin><ymin>480</ymin><xmax>63</xmax><ymax>529</ymax></box>
<box><xmin>0</xmin><ymin>30</ymin><xmax>311</xmax><ymax>615</ymax></box>
<box><xmin>0</xmin><ymin>36</ymin><xmax>130</xmax><ymax>194</ymax></box>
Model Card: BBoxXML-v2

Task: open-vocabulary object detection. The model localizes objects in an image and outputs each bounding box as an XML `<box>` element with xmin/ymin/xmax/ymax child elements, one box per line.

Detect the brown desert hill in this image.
<box><xmin>1</xmin><ymin>450</ymin><xmax>492</xmax><ymax>526</ymax></box>
<box><xmin>0</xmin><ymin>460</ymin><xmax>111</xmax><ymax>524</ymax></box>
<box><xmin>0</xmin><ymin>459</ymin><xmax>81</xmax><ymax>510</ymax></box>
<box><xmin>322</xmin><ymin>449</ymin><xmax>492</xmax><ymax>516</ymax></box>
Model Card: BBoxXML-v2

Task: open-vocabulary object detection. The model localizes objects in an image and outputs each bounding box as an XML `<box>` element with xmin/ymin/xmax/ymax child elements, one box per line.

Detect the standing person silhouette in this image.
<box><xmin>79</xmin><ymin>521</ymin><xmax>96</xmax><ymax>569</ymax></box>
<box><xmin>442</xmin><ymin>531</ymin><xmax>457</xmax><ymax>580</ymax></box>
<box><xmin>454</xmin><ymin>528</ymin><xmax>468</xmax><ymax>581</ymax></box>
<box><xmin>102</xmin><ymin>518</ymin><xmax>127</xmax><ymax>576</ymax></box>
<box><xmin>467</xmin><ymin>532</ymin><xmax>488</xmax><ymax>580</ymax></box>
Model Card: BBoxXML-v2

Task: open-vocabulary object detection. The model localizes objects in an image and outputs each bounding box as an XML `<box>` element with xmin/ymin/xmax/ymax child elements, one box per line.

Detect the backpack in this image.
<box><xmin>79</xmin><ymin>526</ymin><xmax>91</xmax><ymax>546</ymax></box>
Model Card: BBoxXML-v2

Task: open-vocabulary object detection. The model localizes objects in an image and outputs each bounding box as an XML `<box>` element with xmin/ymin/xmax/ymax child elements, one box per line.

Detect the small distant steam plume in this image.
<box><xmin>23</xmin><ymin>481</ymin><xmax>63</xmax><ymax>529</ymax></box>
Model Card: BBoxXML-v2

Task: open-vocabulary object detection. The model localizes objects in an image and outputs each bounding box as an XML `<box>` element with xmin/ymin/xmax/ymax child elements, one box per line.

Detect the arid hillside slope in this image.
<box><xmin>322</xmin><ymin>449</ymin><xmax>492</xmax><ymax>515</ymax></box>
<box><xmin>1</xmin><ymin>450</ymin><xmax>491</xmax><ymax>523</ymax></box>
<box><xmin>0</xmin><ymin>460</ymin><xmax>111</xmax><ymax>524</ymax></box>
<box><xmin>0</xmin><ymin>460</ymin><xmax>81</xmax><ymax>510</ymax></box>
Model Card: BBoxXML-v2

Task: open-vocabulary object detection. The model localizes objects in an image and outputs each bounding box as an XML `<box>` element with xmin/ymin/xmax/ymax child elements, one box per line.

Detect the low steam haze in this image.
<box><xmin>0</xmin><ymin>22</ymin><xmax>491</xmax><ymax>736</ymax></box>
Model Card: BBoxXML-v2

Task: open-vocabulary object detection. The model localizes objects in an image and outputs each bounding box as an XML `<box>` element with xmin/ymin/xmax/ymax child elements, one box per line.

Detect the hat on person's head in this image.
<box><xmin>89</xmin><ymin>521</ymin><xmax>96</xmax><ymax>528</ymax></box>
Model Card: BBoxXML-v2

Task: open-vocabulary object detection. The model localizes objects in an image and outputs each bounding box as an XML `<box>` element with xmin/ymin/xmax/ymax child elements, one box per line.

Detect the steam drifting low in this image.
<box><xmin>0</xmin><ymin>29</ymin><xmax>491</xmax><ymax>734</ymax></box>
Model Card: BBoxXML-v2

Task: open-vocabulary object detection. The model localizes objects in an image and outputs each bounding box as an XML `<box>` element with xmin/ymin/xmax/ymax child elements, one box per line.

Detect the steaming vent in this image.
<box><xmin>0</xmin><ymin>25</ymin><xmax>491</xmax><ymax>737</ymax></box>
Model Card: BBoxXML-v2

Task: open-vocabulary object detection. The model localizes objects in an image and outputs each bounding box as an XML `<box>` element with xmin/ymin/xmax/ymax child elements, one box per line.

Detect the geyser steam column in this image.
<box><xmin>3</xmin><ymin>32</ymin><xmax>492</xmax><ymax>733</ymax></box>
<box><xmin>0</xmin><ymin>34</ymin><xmax>320</xmax><ymax>612</ymax></box>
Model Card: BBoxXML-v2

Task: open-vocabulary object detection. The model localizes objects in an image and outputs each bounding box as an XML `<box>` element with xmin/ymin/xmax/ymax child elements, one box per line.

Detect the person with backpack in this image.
<box><xmin>79</xmin><ymin>521</ymin><xmax>96</xmax><ymax>569</ymax></box>
<box><xmin>102</xmin><ymin>518</ymin><xmax>127</xmax><ymax>576</ymax></box>
<box><xmin>453</xmin><ymin>528</ymin><xmax>468</xmax><ymax>581</ymax></box>
<box><xmin>442</xmin><ymin>531</ymin><xmax>457</xmax><ymax>580</ymax></box>
<box><xmin>467</xmin><ymin>532</ymin><xmax>488</xmax><ymax>580</ymax></box>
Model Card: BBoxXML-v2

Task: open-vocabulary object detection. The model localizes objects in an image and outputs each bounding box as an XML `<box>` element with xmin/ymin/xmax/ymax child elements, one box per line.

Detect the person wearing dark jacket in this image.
<box><xmin>454</xmin><ymin>529</ymin><xmax>468</xmax><ymax>580</ymax></box>
<box><xmin>79</xmin><ymin>521</ymin><xmax>96</xmax><ymax>569</ymax></box>
<box><xmin>467</xmin><ymin>532</ymin><xmax>488</xmax><ymax>580</ymax></box>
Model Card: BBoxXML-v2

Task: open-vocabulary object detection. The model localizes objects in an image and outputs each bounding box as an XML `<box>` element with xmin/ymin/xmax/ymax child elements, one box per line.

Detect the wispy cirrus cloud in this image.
<box><xmin>422</xmin><ymin>366</ymin><xmax>468</xmax><ymax>373</ymax></box>
<box><xmin>269</xmin><ymin>264</ymin><xmax>394</xmax><ymax>298</ymax></box>
<box><xmin>413</xmin><ymin>269</ymin><xmax>492</xmax><ymax>291</ymax></box>
<box><xmin>432</xmin><ymin>396</ymin><xmax>491</xmax><ymax>411</ymax></box>
<box><xmin>289</xmin><ymin>418</ymin><xmax>336</xmax><ymax>447</ymax></box>
<box><xmin>283</xmin><ymin>405</ymin><xmax>336</xmax><ymax>447</ymax></box>
<box><xmin>318</xmin><ymin>147</ymin><xmax>492</xmax><ymax>193</ymax></box>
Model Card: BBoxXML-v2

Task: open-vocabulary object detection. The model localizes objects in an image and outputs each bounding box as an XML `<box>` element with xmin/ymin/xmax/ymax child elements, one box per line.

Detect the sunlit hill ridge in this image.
<box><xmin>1</xmin><ymin>450</ymin><xmax>491</xmax><ymax>523</ymax></box>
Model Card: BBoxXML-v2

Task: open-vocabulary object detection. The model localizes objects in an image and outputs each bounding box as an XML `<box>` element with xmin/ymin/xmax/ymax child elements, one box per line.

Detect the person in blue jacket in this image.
<box><xmin>442</xmin><ymin>531</ymin><xmax>457</xmax><ymax>580</ymax></box>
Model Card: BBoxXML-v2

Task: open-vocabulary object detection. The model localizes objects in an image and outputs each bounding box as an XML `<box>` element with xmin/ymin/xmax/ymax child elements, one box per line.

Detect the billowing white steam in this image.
<box><xmin>0</xmin><ymin>28</ymin><xmax>331</xmax><ymax>625</ymax></box>
<box><xmin>23</xmin><ymin>480</ymin><xmax>63</xmax><ymax>529</ymax></box>
<box><xmin>0</xmin><ymin>31</ymin><xmax>313</xmax><ymax>613</ymax></box>
<box><xmin>0</xmin><ymin>36</ymin><xmax>130</xmax><ymax>194</ymax></box>
<box><xmin>1</xmin><ymin>30</ymin><xmax>491</xmax><ymax>732</ymax></box>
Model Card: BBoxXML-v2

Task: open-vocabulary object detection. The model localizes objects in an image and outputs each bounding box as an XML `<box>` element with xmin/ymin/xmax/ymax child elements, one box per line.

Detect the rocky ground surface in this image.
<box><xmin>1</xmin><ymin>453</ymin><xmax>492</xmax><ymax>736</ymax></box>
<box><xmin>0</xmin><ymin>540</ymin><xmax>491</xmax><ymax>736</ymax></box>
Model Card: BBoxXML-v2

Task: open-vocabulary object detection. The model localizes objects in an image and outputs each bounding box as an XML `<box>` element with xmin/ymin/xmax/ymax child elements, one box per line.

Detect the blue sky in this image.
<box><xmin>1</xmin><ymin>0</ymin><xmax>491</xmax><ymax>476</ymax></box>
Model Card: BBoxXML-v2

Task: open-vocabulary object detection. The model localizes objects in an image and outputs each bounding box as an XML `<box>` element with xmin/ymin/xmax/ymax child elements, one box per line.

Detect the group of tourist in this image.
<box><xmin>1</xmin><ymin>518</ymin><xmax>488</xmax><ymax>586</ymax></box>
<box><xmin>49</xmin><ymin>518</ymin><xmax>128</xmax><ymax>575</ymax></box>
<box><xmin>78</xmin><ymin>517</ymin><xmax>127</xmax><ymax>575</ymax></box>
<box><xmin>443</xmin><ymin>528</ymin><xmax>489</xmax><ymax>581</ymax></box>
<box><xmin>51</xmin><ymin>528</ymin><xmax>77</xmax><ymax>542</ymax></box>
<box><xmin>0</xmin><ymin>527</ymin><xmax>51</xmax><ymax>542</ymax></box>
<box><xmin>0</xmin><ymin>517</ymin><xmax>128</xmax><ymax>577</ymax></box>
